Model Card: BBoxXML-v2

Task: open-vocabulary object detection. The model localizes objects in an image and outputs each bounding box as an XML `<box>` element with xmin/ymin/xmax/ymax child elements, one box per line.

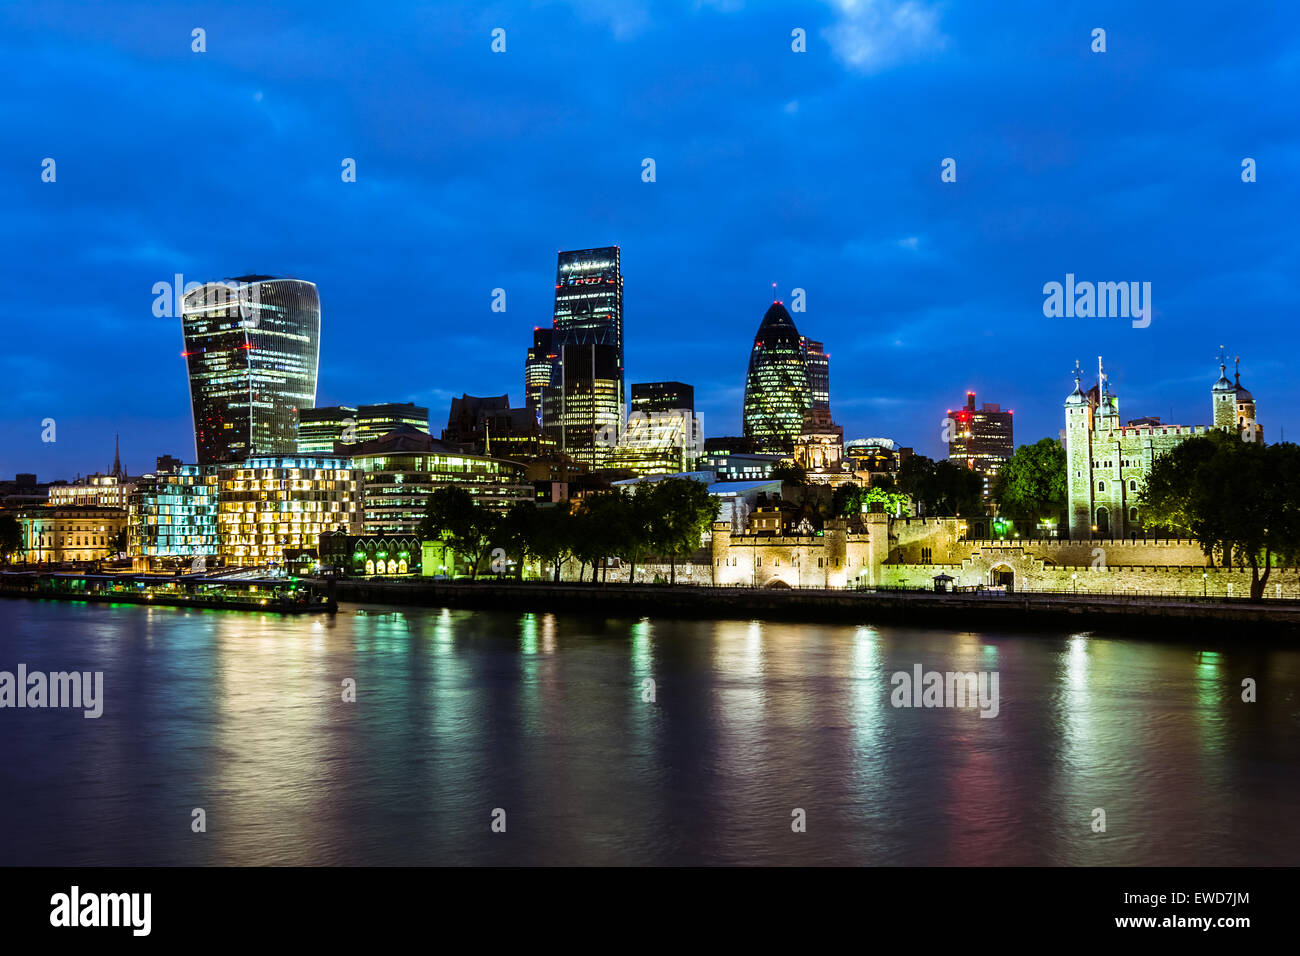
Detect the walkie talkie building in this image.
<box><xmin>181</xmin><ymin>276</ymin><xmax>321</xmax><ymax>464</ymax></box>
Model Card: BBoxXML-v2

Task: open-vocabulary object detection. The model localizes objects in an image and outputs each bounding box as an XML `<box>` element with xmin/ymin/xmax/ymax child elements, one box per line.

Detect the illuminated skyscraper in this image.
<box><xmin>743</xmin><ymin>301</ymin><xmax>811</xmax><ymax>454</ymax></box>
<box><xmin>800</xmin><ymin>337</ymin><xmax>830</xmax><ymax>411</ymax></box>
<box><xmin>541</xmin><ymin>343</ymin><xmax>622</xmax><ymax>468</ymax></box>
<box><xmin>524</xmin><ymin>327</ymin><xmax>557</xmax><ymax>423</ymax></box>
<box><xmin>948</xmin><ymin>391</ymin><xmax>1013</xmax><ymax>501</ymax></box>
<box><xmin>552</xmin><ymin>247</ymin><xmax>623</xmax><ymax>422</ymax></box>
<box><xmin>181</xmin><ymin>276</ymin><xmax>320</xmax><ymax>464</ymax></box>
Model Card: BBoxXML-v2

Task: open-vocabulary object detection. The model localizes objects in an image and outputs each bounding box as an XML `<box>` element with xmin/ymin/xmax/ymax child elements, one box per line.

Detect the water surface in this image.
<box><xmin>1</xmin><ymin>599</ymin><xmax>1295</xmax><ymax>865</ymax></box>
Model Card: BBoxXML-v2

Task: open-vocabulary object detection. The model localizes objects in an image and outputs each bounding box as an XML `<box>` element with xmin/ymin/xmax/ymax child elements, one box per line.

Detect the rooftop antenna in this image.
<box><xmin>771</xmin><ymin>281</ymin><xmax>778</xmax><ymax>303</ymax></box>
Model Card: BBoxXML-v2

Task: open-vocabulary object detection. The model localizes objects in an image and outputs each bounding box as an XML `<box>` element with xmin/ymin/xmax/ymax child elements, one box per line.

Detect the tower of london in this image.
<box><xmin>1064</xmin><ymin>355</ymin><xmax>1261</xmax><ymax>539</ymax></box>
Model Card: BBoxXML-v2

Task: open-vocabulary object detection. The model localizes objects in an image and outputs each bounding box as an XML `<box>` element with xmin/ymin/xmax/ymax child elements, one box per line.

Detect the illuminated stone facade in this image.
<box><xmin>18</xmin><ymin>506</ymin><xmax>128</xmax><ymax>564</ymax></box>
<box><xmin>1064</xmin><ymin>357</ymin><xmax>1262</xmax><ymax>539</ymax></box>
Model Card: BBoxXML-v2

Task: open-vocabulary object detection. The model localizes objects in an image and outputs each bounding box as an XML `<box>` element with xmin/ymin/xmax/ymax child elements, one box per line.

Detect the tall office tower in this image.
<box><xmin>630</xmin><ymin>381</ymin><xmax>695</xmax><ymax>414</ymax></box>
<box><xmin>541</xmin><ymin>343</ymin><xmax>622</xmax><ymax>468</ymax></box>
<box><xmin>297</xmin><ymin>406</ymin><xmax>359</xmax><ymax>454</ymax></box>
<box><xmin>552</xmin><ymin>246</ymin><xmax>624</xmax><ymax>425</ymax></box>
<box><xmin>947</xmin><ymin>391</ymin><xmax>1014</xmax><ymax>500</ymax></box>
<box><xmin>743</xmin><ymin>300</ymin><xmax>811</xmax><ymax>455</ymax></box>
<box><xmin>524</xmin><ymin>327</ymin><xmax>557</xmax><ymax>423</ymax></box>
<box><xmin>800</xmin><ymin>337</ymin><xmax>830</xmax><ymax>411</ymax></box>
<box><xmin>181</xmin><ymin>276</ymin><xmax>321</xmax><ymax>464</ymax></box>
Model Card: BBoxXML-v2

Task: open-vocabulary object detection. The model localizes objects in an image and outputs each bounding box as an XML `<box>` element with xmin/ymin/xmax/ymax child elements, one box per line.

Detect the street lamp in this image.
<box><xmin>1072</xmin><ymin>571</ymin><xmax>1078</xmax><ymax>594</ymax></box>
<box><xmin>1202</xmin><ymin>571</ymin><xmax>1207</xmax><ymax>598</ymax></box>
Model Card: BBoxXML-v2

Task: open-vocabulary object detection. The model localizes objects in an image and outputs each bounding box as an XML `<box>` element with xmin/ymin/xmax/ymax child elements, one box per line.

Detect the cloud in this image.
<box><xmin>821</xmin><ymin>0</ymin><xmax>947</xmax><ymax>73</ymax></box>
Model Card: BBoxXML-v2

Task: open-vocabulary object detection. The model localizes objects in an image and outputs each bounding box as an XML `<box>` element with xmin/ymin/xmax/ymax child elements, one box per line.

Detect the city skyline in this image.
<box><xmin>1</xmin><ymin>1</ymin><xmax>1294</xmax><ymax>478</ymax></box>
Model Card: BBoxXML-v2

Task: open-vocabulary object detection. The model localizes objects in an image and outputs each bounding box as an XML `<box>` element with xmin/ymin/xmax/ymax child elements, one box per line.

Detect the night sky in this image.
<box><xmin>2</xmin><ymin>1</ymin><xmax>1296</xmax><ymax>479</ymax></box>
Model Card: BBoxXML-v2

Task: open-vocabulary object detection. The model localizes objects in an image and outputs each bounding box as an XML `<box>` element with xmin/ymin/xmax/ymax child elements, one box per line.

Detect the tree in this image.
<box><xmin>0</xmin><ymin>514</ymin><xmax>22</xmax><ymax>565</ymax></box>
<box><xmin>613</xmin><ymin>489</ymin><xmax>655</xmax><ymax>585</ymax></box>
<box><xmin>861</xmin><ymin>483</ymin><xmax>911</xmax><ymax>516</ymax></box>
<box><xmin>418</xmin><ymin>486</ymin><xmax>498</xmax><ymax>578</ymax></box>
<box><xmin>832</xmin><ymin>482</ymin><xmax>861</xmax><ymax>516</ymax></box>
<box><xmin>571</xmin><ymin>491</ymin><xmax>626</xmax><ymax>584</ymax></box>
<box><xmin>771</xmin><ymin>461</ymin><xmax>808</xmax><ymax>487</ymax></box>
<box><xmin>896</xmin><ymin>455</ymin><xmax>934</xmax><ymax>511</ymax></box>
<box><xmin>1140</xmin><ymin>433</ymin><xmax>1300</xmax><ymax>600</ymax></box>
<box><xmin>833</xmin><ymin>481</ymin><xmax>910</xmax><ymax>518</ymax></box>
<box><xmin>530</xmin><ymin>504</ymin><xmax>574</xmax><ymax>582</ymax></box>
<box><xmin>991</xmin><ymin>438</ymin><xmax>1067</xmax><ymax>531</ymax></box>
<box><xmin>898</xmin><ymin>455</ymin><xmax>984</xmax><ymax>516</ymax></box>
<box><xmin>644</xmin><ymin>477</ymin><xmax>719</xmax><ymax>585</ymax></box>
<box><xmin>492</xmin><ymin>501</ymin><xmax>537</xmax><ymax>579</ymax></box>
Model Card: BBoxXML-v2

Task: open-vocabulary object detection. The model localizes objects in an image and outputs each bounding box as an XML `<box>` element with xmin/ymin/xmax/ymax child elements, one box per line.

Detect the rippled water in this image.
<box><xmin>0</xmin><ymin>599</ymin><xmax>1296</xmax><ymax>865</ymax></box>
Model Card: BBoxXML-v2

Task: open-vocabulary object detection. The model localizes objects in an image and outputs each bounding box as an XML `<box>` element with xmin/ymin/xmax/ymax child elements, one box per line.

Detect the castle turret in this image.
<box><xmin>1232</xmin><ymin>357</ymin><xmax>1262</xmax><ymax>443</ymax></box>
<box><xmin>1064</xmin><ymin>362</ymin><xmax>1094</xmax><ymax>539</ymax></box>
<box><xmin>1212</xmin><ymin>352</ymin><xmax>1236</xmax><ymax>429</ymax></box>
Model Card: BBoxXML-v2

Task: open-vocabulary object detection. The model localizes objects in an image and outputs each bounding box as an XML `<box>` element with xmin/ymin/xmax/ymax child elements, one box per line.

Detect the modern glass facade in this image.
<box><xmin>297</xmin><ymin>405</ymin><xmax>358</xmax><ymax>455</ymax></box>
<box><xmin>743</xmin><ymin>301</ymin><xmax>811</xmax><ymax>454</ymax></box>
<box><xmin>127</xmin><ymin>465</ymin><xmax>219</xmax><ymax>568</ymax></box>
<box><xmin>524</xmin><ymin>327</ymin><xmax>557</xmax><ymax>423</ymax></box>
<box><xmin>800</xmin><ymin>337</ymin><xmax>830</xmax><ymax>411</ymax></box>
<box><xmin>542</xmin><ymin>343</ymin><xmax>622</xmax><ymax>468</ymax></box>
<box><xmin>355</xmin><ymin>403</ymin><xmax>429</xmax><ymax>443</ymax></box>
<box><xmin>631</xmin><ymin>381</ymin><xmax>694</xmax><ymax>414</ymax></box>
<box><xmin>181</xmin><ymin>277</ymin><xmax>321</xmax><ymax>464</ymax></box>
<box><xmin>552</xmin><ymin>247</ymin><xmax>623</xmax><ymax>423</ymax></box>
<box><xmin>353</xmin><ymin>451</ymin><xmax>532</xmax><ymax>535</ymax></box>
<box><xmin>214</xmin><ymin>457</ymin><xmax>358</xmax><ymax>565</ymax></box>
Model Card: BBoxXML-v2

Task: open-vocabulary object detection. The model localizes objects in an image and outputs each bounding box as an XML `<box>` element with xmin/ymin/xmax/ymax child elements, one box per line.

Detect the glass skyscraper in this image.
<box><xmin>550</xmin><ymin>247</ymin><xmax>624</xmax><ymax>454</ymax></box>
<box><xmin>524</xmin><ymin>327</ymin><xmax>557</xmax><ymax>424</ymax></box>
<box><xmin>800</xmin><ymin>337</ymin><xmax>830</xmax><ymax>411</ymax></box>
<box><xmin>542</xmin><ymin>343</ymin><xmax>622</xmax><ymax>468</ymax></box>
<box><xmin>181</xmin><ymin>276</ymin><xmax>321</xmax><ymax>464</ymax></box>
<box><xmin>743</xmin><ymin>301</ymin><xmax>812</xmax><ymax>455</ymax></box>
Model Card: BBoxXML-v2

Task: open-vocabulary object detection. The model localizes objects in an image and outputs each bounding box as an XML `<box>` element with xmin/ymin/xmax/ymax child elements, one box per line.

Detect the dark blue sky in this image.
<box><xmin>2</xmin><ymin>0</ymin><xmax>1296</xmax><ymax>478</ymax></box>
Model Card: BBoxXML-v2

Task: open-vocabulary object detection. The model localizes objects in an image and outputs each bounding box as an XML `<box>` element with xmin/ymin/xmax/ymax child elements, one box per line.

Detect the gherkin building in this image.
<box><xmin>743</xmin><ymin>301</ymin><xmax>811</xmax><ymax>454</ymax></box>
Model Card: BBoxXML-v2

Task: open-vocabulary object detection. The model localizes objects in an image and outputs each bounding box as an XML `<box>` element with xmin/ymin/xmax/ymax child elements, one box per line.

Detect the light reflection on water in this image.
<box><xmin>0</xmin><ymin>600</ymin><xmax>1296</xmax><ymax>865</ymax></box>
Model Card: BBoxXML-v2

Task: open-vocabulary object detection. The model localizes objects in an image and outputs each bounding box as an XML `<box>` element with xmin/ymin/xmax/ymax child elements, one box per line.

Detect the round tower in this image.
<box><xmin>1233</xmin><ymin>357</ymin><xmax>1260</xmax><ymax>443</ymax></box>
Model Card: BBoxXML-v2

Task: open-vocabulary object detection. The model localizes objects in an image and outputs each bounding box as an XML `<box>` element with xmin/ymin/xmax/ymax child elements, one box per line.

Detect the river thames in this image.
<box><xmin>1</xmin><ymin>599</ymin><xmax>1295</xmax><ymax>866</ymax></box>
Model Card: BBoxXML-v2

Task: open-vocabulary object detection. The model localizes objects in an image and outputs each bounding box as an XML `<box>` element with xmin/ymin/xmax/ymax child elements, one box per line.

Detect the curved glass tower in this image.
<box><xmin>181</xmin><ymin>276</ymin><xmax>321</xmax><ymax>464</ymax></box>
<box><xmin>743</xmin><ymin>301</ymin><xmax>811</xmax><ymax>454</ymax></box>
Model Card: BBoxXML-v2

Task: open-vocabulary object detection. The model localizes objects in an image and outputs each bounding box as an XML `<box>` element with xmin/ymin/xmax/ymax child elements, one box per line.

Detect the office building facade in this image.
<box><xmin>948</xmin><ymin>392</ymin><xmax>1014</xmax><ymax>499</ymax></box>
<box><xmin>524</xmin><ymin>327</ymin><xmax>557</xmax><ymax>423</ymax></box>
<box><xmin>214</xmin><ymin>456</ymin><xmax>359</xmax><ymax>565</ymax></box>
<box><xmin>548</xmin><ymin>247</ymin><xmax>624</xmax><ymax>454</ymax></box>
<box><xmin>349</xmin><ymin>427</ymin><xmax>532</xmax><ymax>535</ymax></box>
<box><xmin>127</xmin><ymin>465</ymin><xmax>219</xmax><ymax>570</ymax></box>
<box><xmin>800</xmin><ymin>337</ymin><xmax>830</xmax><ymax>411</ymax></box>
<box><xmin>742</xmin><ymin>301</ymin><xmax>812</xmax><ymax>454</ymax></box>
<box><xmin>181</xmin><ymin>276</ymin><xmax>321</xmax><ymax>464</ymax></box>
